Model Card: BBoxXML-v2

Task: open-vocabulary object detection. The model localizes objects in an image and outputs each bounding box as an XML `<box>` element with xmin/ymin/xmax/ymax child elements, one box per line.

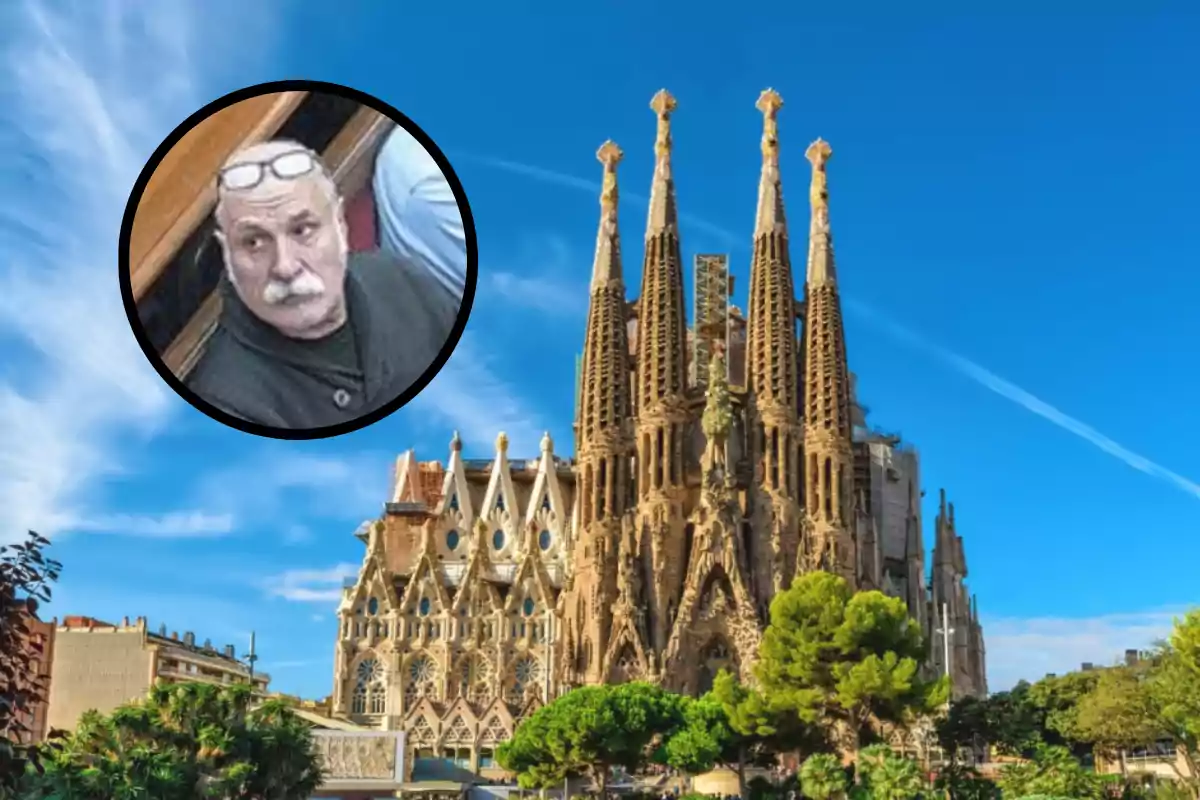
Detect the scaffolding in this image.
<box><xmin>692</xmin><ymin>254</ymin><xmax>732</xmax><ymax>388</ymax></box>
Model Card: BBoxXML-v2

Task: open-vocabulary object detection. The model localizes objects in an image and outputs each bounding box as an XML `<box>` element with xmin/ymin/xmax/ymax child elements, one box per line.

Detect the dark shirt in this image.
<box><xmin>186</xmin><ymin>249</ymin><xmax>459</xmax><ymax>430</ymax></box>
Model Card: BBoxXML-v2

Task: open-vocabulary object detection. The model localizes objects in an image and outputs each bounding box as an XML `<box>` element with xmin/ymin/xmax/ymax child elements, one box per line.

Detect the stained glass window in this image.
<box><xmin>419</xmin><ymin>597</ymin><xmax>431</xmax><ymax>616</ymax></box>
<box><xmin>523</xmin><ymin>597</ymin><xmax>536</xmax><ymax>616</ymax></box>
<box><xmin>492</xmin><ymin>530</ymin><xmax>505</xmax><ymax>550</ymax></box>
<box><xmin>538</xmin><ymin>530</ymin><xmax>552</xmax><ymax>551</ymax></box>
<box><xmin>446</xmin><ymin>529</ymin><xmax>460</xmax><ymax>550</ymax></box>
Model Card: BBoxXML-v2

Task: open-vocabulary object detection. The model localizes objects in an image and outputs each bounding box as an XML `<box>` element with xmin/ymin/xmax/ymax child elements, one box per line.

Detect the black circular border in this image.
<box><xmin>117</xmin><ymin>79</ymin><xmax>479</xmax><ymax>442</ymax></box>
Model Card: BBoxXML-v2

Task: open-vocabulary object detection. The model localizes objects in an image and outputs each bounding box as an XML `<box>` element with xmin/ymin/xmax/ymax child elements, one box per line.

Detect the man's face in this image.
<box><xmin>216</xmin><ymin>155</ymin><xmax>349</xmax><ymax>339</ymax></box>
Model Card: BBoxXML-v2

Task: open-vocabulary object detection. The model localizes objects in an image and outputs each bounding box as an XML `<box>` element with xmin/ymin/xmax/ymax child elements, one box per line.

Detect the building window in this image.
<box><xmin>446</xmin><ymin>529</ymin><xmax>460</xmax><ymax>550</ymax></box>
<box><xmin>492</xmin><ymin>530</ymin><xmax>505</xmax><ymax>550</ymax></box>
<box><xmin>367</xmin><ymin>597</ymin><xmax>379</xmax><ymax>616</ymax></box>
<box><xmin>353</xmin><ymin>657</ymin><xmax>385</xmax><ymax>715</ymax></box>
<box><xmin>538</xmin><ymin>530</ymin><xmax>552</xmax><ymax>551</ymax></box>
<box><xmin>523</xmin><ymin>597</ymin><xmax>536</xmax><ymax>617</ymax></box>
<box><xmin>419</xmin><ymin>597</ymin><xmax>432</xmax><ymax>617</ymax></box>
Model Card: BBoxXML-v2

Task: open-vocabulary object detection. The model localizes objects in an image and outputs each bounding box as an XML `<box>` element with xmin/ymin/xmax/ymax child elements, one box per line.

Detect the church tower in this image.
<box><xmin>744</xmin><ymin>89</ymin><xmax>804</xmax><ymax>609</ymax></box>
<box><xmin>560</xmin><ymin>141</ymin><xmax>635</xmax><ymax>685</ymax></box>
<box><xmin>632</xmin><ymin>90</ymin><xmax>691</xmax><ymax>660</ymax></box>
<box><xmin>799</xmin><ymin>138</ymin><xmax>858</xmax><ymax>583</ymax></box>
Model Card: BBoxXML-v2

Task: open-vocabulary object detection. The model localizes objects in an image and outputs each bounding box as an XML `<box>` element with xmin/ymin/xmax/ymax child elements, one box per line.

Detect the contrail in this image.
<box><xmin>845</xmin><ymin>299</ymin><xmax>1200</xmax><ymax>501</ymax></box>
<box><xmin>471</xmin><ymin>152</ymin><xmax>1200</xmax><ymax>501</ymax></box>
<box><xmin>455</xmin><ymin>152</ymin><xmax>744</xmax><ymax>247</ymax></box>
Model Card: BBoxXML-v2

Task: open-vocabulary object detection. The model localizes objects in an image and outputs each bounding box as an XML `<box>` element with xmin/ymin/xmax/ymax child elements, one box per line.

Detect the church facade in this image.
<box><xmin>331</xmin><ymin>90</ymin><xmax>987</xmax><ymax>770</ymax></box>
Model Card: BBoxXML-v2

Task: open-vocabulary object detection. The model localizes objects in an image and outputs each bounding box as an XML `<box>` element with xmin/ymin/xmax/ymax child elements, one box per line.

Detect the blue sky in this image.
<box><xmin>1</xmin><ymin>1</ymin><xmax>1197</xmax><ymax>698</ymax></box>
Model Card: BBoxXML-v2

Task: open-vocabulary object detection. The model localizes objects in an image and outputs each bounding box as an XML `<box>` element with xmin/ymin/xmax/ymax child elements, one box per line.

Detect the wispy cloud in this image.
<box><xmin>458</xmin><ymin>153</ymin><xmax>743</xmax><ymax>247</ymax></box>
<box><xmin>984</xmin><ymin>609</ymin><xmax>1181</xmax><ymax>691</ymax></box>
<box><xmin>488</xmin><ymin>234</ymin><xmax>586</xmax><ymax>317</ymax></box>
<box><xmin>410</xmin><ymin>333</ymin><xmax>545</xmax><ymax>451</ymax></box>
<box><xmin>846</xmin><ymin>300</ymin><xmax>1200</xmax><ymax>501</ymax></box>
<box><xmin>71</xmin><ymin>511</ymin><xmax>235</xmax><ymax>539</ymax></box>
<box><xmin>193</xmin><ymin>450</ymin><xmax>391</xmax><ymax>534</ymax></box>
<box><xmin>264</xmin><ymin>563</ymin><xmax>359</xmax><ymax>603</ymax></box>
<box><xmin>0</xmin><ymin>1</ymin><xmax>269</xmax><ymax>543</ymax></box>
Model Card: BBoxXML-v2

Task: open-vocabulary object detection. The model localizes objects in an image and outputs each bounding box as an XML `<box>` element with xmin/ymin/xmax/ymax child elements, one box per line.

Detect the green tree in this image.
<box><xmin>755</xmin><ymin>571</ymin><xmax>947</xmax><ymax>757</ymax></box>
<box><xmin>25</xmin><ymin>681</ymin><xmax>323</xmax><ymax>799</ymax></box>
<box><xmin>799</xmin><ymin>753</ymin><xmax>850</xmax><ymax>800</ymax></box>
<box><xmin>1073</xmin><ymin>665</ymin><xmax>1166</xmax><ymax>777</ymax></box>
<box><xmin>996</xmin><ymin>744</ymin><xmax>1106</xmax><ymax>800</ymax></box>
<box><xmin>936</xmin><ymin>695</ymin><xmax>991</xmax><ymax>764</ymax></box>
<box><xmin>856</xmin><ymin>743</ymin><xmax>929</xmax><ymax>800</ymax></box>
<box><xmin>1148</xmin><ymin>610</ymin><xmax>1200</xmax><ymax>790</ymax></box>
<box><xmin>1025</xmin><ymin>671</ymin><xmax>1100</xmax><ymax>761</ymax></box>
<box><xmin>663</xmin><ymin>672</ymin><xmax>811</xmax><ymax>799</ymax></box>
<box><xmin>498</xmin><ymin>682</ymin><xmax>685</xmax><ymax>795</ymax></box>
<box><xmin>933</xmin><ymin>762</ymin><xmax>999</xmax><ymax>800</ymax></box>
<box><xmin>980</xmin><ymin>682</ymin><xmax>1045</xmax><ymax>758</ymax></box>
<box><xmin>0</xmin><ymin>530</ymin><xmax>60</xmax><ymax>797</ymax></box>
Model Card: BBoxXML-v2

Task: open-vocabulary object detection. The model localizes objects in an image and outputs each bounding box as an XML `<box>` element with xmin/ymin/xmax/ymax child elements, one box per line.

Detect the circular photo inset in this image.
<box><xmin>119</xmin><ymin>80</ymin><xmax>477</xmax><ymax>440</ymax></box>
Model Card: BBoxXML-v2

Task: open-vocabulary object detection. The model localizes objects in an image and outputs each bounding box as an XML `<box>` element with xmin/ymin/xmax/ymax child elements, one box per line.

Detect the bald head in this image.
<box><xmin>212</xmin><ymin>138</ymin><xmax>351</xmax><ymax>340</ymax></box>
<box><xmin>214</xmin><ymin>139</ymin><xmax>339</xmax><ymax>228</ymax></box>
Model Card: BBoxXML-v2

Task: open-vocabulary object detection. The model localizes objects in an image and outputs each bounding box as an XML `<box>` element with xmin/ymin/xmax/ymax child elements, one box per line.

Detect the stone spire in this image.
<box><xmin>563</xmin><ymin>140</ymin><xmax>634</xmax><ymax>685</ymax></box>
<box><xmin>633</xmin><ymin>89</ymin><xmax>690</xmax><ymax>659</ymax></box>
<box><xmin>645</xmin><ymin>89</ymin><xmax>679</xmax><ymax>235</ymax></box>
<box><xmin>591</xmin><ymin>141</ymin><xmax>624</xmax><ymax>289</ymax></box>
<box><xmin>800</xmin><ymin>136</ymin><xmax>856</xmax><ymax>585</ymax></box>
<box><xmin>745</xmin><ymin>89</ymin><xmax>804</xmax><ymax>607</ymax></box>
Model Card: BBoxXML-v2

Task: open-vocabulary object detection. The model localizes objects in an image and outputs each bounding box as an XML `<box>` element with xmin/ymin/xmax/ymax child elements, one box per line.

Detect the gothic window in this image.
<box><xmin>508</xmin><ymin>656</ymin><xmax>543</xmax><ymax>704</ymax></box>
<box><xmin>492</xmin><ymin>529</ymin><xmax>505</xmax><ymax>550</ymax></box>
<box><xmin>449</xmin><ymin>494</ymin><xmax>459</xmax><ymax>511</ymax></box>
<box><xmin>495</xmin><ymin>493</ymin><xmax>505</xmax><ymax>512</ymax></box>
<box><xmin>446</xmin><ymin>529</ymin><xmax>460</xmax><ymax>550</ymax></box>
<box><xmin>404</xmin><ymin>654</ymin><xmax>440</xmax><ymax>705</ymax></box>
<box><xmin>419</xmin><ymin>597</ymin><xmax>432</xmax><ymax>617</ymax></box>
<box><xmin>523</xmin><ymin>597</ymin><xmax>536</xmax><ymax>616</ymax></box>
<box><xmin>352</xmin><ymin>657</ymin><xmax>385</xmax><ymax>715</ymax></box>
<box><xmin>538</xmin><ymin>530</ymin><xmax>552</xmax><ymax>551</ymax></box>
<box><xmin>541</xmin><ymin>493</ymin><xmax>551</xmax><ymax>512</ymax></box>
<box><xmin>457</xmin><ymin>655</ymin><xmax>495</xmax><ymax>705</ymax></box>
<box><xmin>367</xmin><ymin>597</ymin><xmax>379</xmax><ymax>616</ymax></box>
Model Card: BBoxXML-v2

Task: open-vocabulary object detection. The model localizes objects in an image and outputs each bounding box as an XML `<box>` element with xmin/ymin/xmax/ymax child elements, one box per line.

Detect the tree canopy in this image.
<box><xmin>497</xmin><ymin>682</ymin><xmax>685</xmax><ymax>792</ymax></box>
<box><xmin>755</xmin><ymin>571</ymin><xmax>947</xmax><ymax>755</ymax></box>
<box><xmin>24</xmin><ymin>681</ymin><xmax>324</xmax><ymax>800</ymax></box>
<box><xmin>0</xmin><ymin>531</ymin><xmax>60</xmax><ymax>796</ymax></box>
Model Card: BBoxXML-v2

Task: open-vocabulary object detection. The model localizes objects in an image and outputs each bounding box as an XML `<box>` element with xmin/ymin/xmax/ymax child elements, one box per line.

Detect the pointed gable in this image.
<box><xmin>479</xmin><ymin>432</ymin><xmax>520</xmax><ymax>558</ymax></box>
<box><xmin>438</xmin><ymin>432</ymin><xmax>475</xmax><ymax>529</ymax></box>
<box><xmin>524</xmin><ymin>432</ymin><xmax>569</xmax><ymax>562</ymax></box>
<box><xmin>391</xmin><ymin>449</ymin><xmax>423</xmax><ymax>504</ymax></box>
<box><xmin>399</xmin><ymin>541</ymin><xmax>452</xmax><ymax>617</ymax></box>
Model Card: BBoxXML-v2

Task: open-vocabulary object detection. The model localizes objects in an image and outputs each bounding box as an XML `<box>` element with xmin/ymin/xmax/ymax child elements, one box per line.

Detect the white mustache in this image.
<box><xmin>262</xmin><ymin>270</ymin><xmax>326</xmax><ymax>305</ymax></box>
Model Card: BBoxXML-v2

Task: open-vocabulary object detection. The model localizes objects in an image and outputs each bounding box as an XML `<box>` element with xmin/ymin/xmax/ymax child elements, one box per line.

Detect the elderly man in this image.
<box><xmin>186</xmin><ymin>139</ymin><xmax>460</xmax><ymax>430</ymax></box>
<box><xmin>373</xmin><ymin>124</ymin><xmax>467</xmax><ymax>298</ymax></box>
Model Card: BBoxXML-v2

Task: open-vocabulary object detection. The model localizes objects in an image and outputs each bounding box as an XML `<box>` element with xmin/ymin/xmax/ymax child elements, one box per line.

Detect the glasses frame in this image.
<box><xmin>216</xmin><ymin>149</ymin><xmax>322</xmax><ymax>192</ymax></box>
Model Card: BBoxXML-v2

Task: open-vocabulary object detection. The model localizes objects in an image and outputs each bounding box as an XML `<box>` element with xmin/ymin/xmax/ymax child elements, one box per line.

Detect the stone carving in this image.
<box><xmin>315</xmin><ymin>734</ymin><xmax>397</xmax><ymax>781</ymax></box>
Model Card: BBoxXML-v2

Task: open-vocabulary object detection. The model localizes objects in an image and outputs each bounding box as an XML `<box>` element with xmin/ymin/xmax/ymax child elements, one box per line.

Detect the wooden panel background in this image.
<box><xmin>129</xmin><ymin>91</ymin><xmax>310</xmax><ymax>303</ymax></box>
<box><xmin>159</xmin><ymin>105</ymin><xmax>395</xmax><ymax>379</ymax></box>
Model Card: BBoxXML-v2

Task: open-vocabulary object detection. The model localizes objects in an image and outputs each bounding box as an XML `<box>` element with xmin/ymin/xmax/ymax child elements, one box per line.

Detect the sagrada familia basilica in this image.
<box><xmin>330</xmin><ymin>89</ymin><xmax>988</xmax><ymax>768</ymax></box>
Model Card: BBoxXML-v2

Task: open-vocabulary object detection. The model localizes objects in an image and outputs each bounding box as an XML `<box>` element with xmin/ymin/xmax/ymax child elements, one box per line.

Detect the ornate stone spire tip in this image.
<box><xmin>650</xmin><ymin>89</ymin><xmax>677</xmax><ymax>117</ymax></box>
<box><xmin>596</xmin><ymin>140</ymin><xmax>623</xmax><ymax>169</ymax></box>
<box><xmin>806</xmin><ymin>137</ymin><xmax>832</xmax><ymax>167</ymax></box>
<box><xmin>450</xmin><ymin>430</ymin><xmax>462</xmax><ymax>452</ymax></box>
<box><xmin>495</xmin><ymin>431</ymin><xmax>509</xmax><ymax>453</ymax></box>
<box><xmin>540</xmin><ymin>431</ymin><xmax>553</xmax><ymax>453</ymax></box>
<box><xmin>756</xmin><ymin>88</ymin><xmax>784</xmax><ymax>116</ymax></box>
